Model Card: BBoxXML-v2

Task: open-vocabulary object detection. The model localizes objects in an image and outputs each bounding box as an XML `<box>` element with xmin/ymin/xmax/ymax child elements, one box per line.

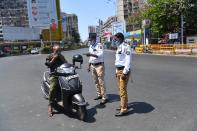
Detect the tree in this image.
<box><xmin>71</xmin><ymin>28</ymin><xmax>81</xmax><ymax>44</ymax></box>
<box><xmin>62</xmin><ymin>34</ymin><xmax>74</xmax><ymax>48</ymax></box>
<box><xmin>127</xmin><ymin>11</ymin><xmax>144</xmax><ymax>29</ymax></box>
<box><xmin>143</xmin><ymin>0</ymin><xmax>197</xmax><ymax>36</ymax></box>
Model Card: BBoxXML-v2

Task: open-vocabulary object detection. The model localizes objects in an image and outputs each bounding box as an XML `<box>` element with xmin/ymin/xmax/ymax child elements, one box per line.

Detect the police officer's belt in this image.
<box><xmin>116</xmin><ymin>66</ymin><xmax>125</xmax><ymax>70</ymax></box>
<box><xmin>91</xmin><ymin>62</ymin><xmax>104</xmax><ymax>66</ymax></box>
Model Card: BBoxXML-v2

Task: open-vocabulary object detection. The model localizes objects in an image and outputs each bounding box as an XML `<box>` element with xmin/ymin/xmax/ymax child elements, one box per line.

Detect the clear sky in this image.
<box><xmin>60</xmin><ymin>0</ymin><xmax>116</xmax><ymax>41</ymax></box>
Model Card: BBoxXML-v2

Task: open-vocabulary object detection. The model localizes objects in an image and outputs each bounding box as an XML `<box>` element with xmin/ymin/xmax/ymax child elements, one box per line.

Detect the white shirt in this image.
<box><xmin>89</xmin><ymin>42</ymin><xmax>104</xmax><ymax>64</ymax></box>
<box><xmin>115</xmin><ymin>42</ymin><xmax>132</xmax><ymax>74</ymax></box>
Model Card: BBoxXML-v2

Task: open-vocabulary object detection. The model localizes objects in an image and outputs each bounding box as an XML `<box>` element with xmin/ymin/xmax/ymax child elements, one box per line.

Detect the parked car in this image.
<box><xmin>31</xmin><ymin>48</ymin><xmax>39</xmax><ymax>54</ymax></box>
<box><xmin>4</xmin><ymin>47</ymin><xmax>11</xmax><ymax>54</ymax></box>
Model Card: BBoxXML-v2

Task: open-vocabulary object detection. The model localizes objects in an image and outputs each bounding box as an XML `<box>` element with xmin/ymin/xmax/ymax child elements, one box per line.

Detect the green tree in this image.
<box><xmin>128</xmin><ymin>11</ymin><xmax>144</xmax><ymax>29</ymax></box>
<box><xmin>62</xmin><ymin>34</ymin><xmax>74</xmax><ymax>48</ymax></box>
<box><xmin>71</xmin><ymin>28</ymin><xmax>81</xmax><ymax>44</ymax></box>
<box><xmin>143</xmin><ymin>0</ymin><xmax>197</xmax><ymax>35</ymax></box>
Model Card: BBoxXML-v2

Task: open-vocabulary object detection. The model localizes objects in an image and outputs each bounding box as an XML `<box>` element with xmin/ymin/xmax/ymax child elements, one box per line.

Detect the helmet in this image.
<box><xmin>72</xmin><ymin>54</ymin><xmax>83</xmax><ymax>66</ymax></box>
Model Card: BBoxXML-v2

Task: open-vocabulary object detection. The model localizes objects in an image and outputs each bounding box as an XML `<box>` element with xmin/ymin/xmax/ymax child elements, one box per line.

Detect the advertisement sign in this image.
<box><xmin>27</xmin><ymin>0</ymin><xmax>58</xmax><ymax>28</ymax></box>
<box><xmin>124</xmin><ymin>29</ymin><xmax>142</xmax><ymax>38</ymax></box>
<box><xmin>104</xmin><ymin>28</ymin><xmax>112</xmax><ymax>37</ymax></box>
<box><xmin>50</xmin><ymin>18</ymin><xmax>57</xmax><ymax>31</ymax></box>
<box><xmin>169</xmin><ymin>33</ymin><xmax>178</xmax><ymax>39</ymax></box>
<box><xmin>112</xmin><ymin>22</ymin><xmax>124</xmax><ymax>35</ymax></box>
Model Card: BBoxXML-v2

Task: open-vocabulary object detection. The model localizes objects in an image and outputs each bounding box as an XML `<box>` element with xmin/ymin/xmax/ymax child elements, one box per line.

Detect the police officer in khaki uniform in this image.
<box><xmin>113</xmin><ymin>33</ymin><xmax>132</xmax><ymax>117</ymax></box>
<box><xmin>45</xmin><ymin>44</ymin><xmax>67</xmax><ymax>117</ymax></box>
<box><xmin>85</xmin><ymin>35</ymin><xmax>108</xmax><ymax>105</ymax></box>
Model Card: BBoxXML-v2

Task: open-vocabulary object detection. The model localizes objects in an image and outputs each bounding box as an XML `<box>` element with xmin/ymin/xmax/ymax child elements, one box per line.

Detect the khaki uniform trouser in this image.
<box><xmin>116</xmin><ymin>69</ymin><xmax>130</xmax><ymax>112</ymax></box>
<box><xmin>49</xmin><ymin>75</ymin><xmax>58</xmax><ymax>106</ymax></box>
<box><xmin>91</xmin><ymin>64</ymin><xmax>107</xmax><ymax>100</ymax></box>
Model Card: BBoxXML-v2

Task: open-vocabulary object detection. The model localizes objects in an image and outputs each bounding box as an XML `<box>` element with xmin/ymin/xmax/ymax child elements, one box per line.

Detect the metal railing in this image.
<box><xmin>135</xmin><ymin>44</ymin><xmax>197</xmax><ymax>55</ymax></box>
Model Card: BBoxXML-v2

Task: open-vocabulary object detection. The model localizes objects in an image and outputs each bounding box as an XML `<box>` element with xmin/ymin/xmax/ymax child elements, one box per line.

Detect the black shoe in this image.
<box><xmin>116</xmin><ymin>108</ymin><xmax>121</xmax><ymax>111</ymax></box>
<box><xmin>100</xmin><ymin>99</ymin><xmax>108</xmax><ymax>105</ymax></box>
<box><xmin>94</xmin><ymin>96</ymin><xmax>102</xmax><ymax>100</ymax></box>
<box><xmin>115</xmin><ymin>111</ymin><xmax>128</xmax><ymax>117</ymax></box>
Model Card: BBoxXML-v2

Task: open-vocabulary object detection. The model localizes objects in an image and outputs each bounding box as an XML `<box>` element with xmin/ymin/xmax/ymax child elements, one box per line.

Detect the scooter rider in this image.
<box><xmin>45</xmin><ymin>44</ymin><xmax>67</xmax><ymax>117</ymax></box>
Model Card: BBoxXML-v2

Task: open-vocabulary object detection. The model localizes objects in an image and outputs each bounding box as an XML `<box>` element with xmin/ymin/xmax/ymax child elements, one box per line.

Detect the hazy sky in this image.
<box><xmin>60</xmin><ymin>0</ymin><xmax>116</xmax><ymax>41</ymax></box>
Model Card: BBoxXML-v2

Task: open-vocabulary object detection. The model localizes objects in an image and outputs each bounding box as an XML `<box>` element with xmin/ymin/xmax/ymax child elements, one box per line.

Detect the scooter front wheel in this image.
<box><xmin>41</xmin><ymin>82</ymin><xmax>49</xmax><ymax>99</ymax></box>
<box><xmin>77</xmin><ymin>105</ymin><xmax>87</xmax><ymax>121</ymax></box>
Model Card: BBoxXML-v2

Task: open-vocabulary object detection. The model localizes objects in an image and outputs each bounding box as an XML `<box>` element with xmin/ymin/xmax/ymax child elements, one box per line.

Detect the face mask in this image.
<box><xmin>89</xmin><ymin>40</ymin><xmax>95</xmax><ymax>45</ymax></box>
<box><xmin>112</xmin><ymin>39</ymin><xmax>121</xmax><ymax>47</ymax></box>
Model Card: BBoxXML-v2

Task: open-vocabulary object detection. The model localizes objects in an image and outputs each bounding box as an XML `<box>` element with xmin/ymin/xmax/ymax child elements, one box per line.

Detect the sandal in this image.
<box><xmin>48</xmin><ymin>105</ymin><xmax>53</xmax><ymax>117</ymax></box>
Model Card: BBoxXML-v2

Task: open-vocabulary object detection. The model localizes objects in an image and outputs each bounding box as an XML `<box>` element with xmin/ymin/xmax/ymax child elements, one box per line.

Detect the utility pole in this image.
<box><xmin>181</xmin><ymin>14</ymin><xmax>184</xmax><ymax>45</ymax></box>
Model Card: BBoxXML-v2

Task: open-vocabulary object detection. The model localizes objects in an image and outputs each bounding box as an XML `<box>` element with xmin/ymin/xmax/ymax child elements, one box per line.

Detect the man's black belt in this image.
<box><xmin>116</xmin><ymin>66</ymin><xmax>125</xmax><ymax>70</ymax></box>
<box><xmin>91</xmin><ymin>62</ymin><xmax>104</xmax><ymax>66</ymax></box>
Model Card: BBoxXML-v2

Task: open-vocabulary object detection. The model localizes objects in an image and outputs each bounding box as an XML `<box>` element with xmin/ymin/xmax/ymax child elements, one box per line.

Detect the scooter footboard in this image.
<box><xmin>72</xmin><ymin>94</ymin><xmax>87</xmax><ymax>106</ymax></box>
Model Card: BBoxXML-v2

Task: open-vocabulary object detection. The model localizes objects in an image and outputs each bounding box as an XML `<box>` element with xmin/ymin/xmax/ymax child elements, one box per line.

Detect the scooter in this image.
<box><xmin>41</xmin><ymin>58</ymin><xmax>87</xmax><ymax>121</ymax></box>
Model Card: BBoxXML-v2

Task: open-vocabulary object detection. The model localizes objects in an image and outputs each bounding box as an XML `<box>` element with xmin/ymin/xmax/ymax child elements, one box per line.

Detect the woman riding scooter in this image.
<box><xmin>45</xmin><ymin>44</ymin><xmax>67</xmax><ymax>117</ymax></box>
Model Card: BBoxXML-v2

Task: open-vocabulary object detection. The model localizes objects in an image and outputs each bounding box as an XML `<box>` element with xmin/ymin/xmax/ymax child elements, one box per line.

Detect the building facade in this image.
<box><xmin>116</xmin><ymin>0</ymin><xmax>146</xmax><ymax>32</ymax></box>
<box><xmin>88</xmin><ymin>26</ymin><xmax>97</xmax><ymax>34</ymax></box>
<box><xmin>102</xmin><ymin>16</ymin><xmax>117</xmax><ymax>42</ymax></box>
<box><xmin>0</xmin><ymin>0</ymin><xmax>29</xmax><ymax>27</ymax></box>
<box><xmin>0</xmin><ymin>0</ymin><xmax>62</xmax><ymax>41</ymax></box>
<box><xmin>62</xmin><ymin>13</ymin><xmax>79</xmax><ymax>37</ymax></box>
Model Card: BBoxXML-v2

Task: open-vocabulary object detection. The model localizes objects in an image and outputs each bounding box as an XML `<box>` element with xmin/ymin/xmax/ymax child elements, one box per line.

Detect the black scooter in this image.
<box><xmin>41</xmin><ymin>57</ymin><xmax>87</xmax><ymax>121</ymax></box>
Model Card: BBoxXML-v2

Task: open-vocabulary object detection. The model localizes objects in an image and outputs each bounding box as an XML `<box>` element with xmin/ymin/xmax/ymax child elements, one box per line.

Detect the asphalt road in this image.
<box><xmin>0</xmin><ymin>48</ymin><xmax>197</xmax><ymax>131</ymax></box>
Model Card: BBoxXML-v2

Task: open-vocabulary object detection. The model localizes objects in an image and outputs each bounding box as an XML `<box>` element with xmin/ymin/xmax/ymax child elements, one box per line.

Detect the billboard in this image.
<box><xmin>104</xmin><ymin>28</ymin><xmax>112</xmax><ymax>38</ymax></box>
<box><xmin>112</xmin><ymin>22</ymin><xmax>125</xmax><ymax>35</ymax></box>
<box><xmin>169</xmin><ymin>33</ymin><xmax>178</xmax><ymax>39</ymax></box>
<box><xmin>27</xmin><ymin>0</ymin><xmax>58</xmax><ymax>28</ymax></box>
<box><xmin>124</xmin><ymin>29</ymin><xmax>142</xmax><ymax>38</ymax></box>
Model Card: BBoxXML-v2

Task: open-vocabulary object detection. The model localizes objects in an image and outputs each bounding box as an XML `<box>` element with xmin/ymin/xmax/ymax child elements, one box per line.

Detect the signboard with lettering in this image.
<box><xmin>169</xmin><ymin>33</ymin><xmax>178</xmax><ymax>39</ymax></box>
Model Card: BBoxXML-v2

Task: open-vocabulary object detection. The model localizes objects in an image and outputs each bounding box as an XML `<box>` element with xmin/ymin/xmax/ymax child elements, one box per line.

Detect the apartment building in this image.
<box><xmin>62</xmin><ymin>13</ymin><xmax>79</xmax><ymax>37</ymax></box>
<box><xmin>88</xmin><ymin>26</ymin><xmax>97</xmax><ymax>34</ymax></box>
<box><xmin>102</xmin><ymin>16</ymin><xmax>117</xmax><ymax>42</ymax></box>
<box><xmin>116</xmin><ymin>0</ymin><xmax>146</xmax><ymax>31</ymax></box>
<box><xmin>0</xmin><ymin>0</ymin><xmax>29</xmax><ymax>27</ymax></box>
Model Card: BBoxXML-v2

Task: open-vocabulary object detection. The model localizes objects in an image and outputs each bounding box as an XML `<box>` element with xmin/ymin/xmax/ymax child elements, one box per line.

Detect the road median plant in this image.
<box><xmin>40</xmin><ymin>46</ymin><xmax>52</xmax><ymax>54</ymax></box>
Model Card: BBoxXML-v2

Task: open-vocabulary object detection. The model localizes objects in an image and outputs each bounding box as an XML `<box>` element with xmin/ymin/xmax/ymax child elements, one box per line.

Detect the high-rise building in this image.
<box><xmin>88</xmin><ymin>26</ymin><xmax>97</xmax><ymax>34</ymax></box>
<box><xmin>61</xmin><ymin>13</ymin><xmax>79</xmax><ymax>37</ymax></box>
<box><xmin>116</xmin><ymin>0</ymin><xmax>146</xmax><ymax>31</ymax></box>
<box><xmin>0</xmin><ymin>0</ymin><xmax>62</xmax><ymax>41</ymax></box>
<box><xmin>88</xmin><ymin>19</ymin><xmax>103</xmax><ymax>42</ymax></box>
<box><xmin>102</xmin><ymin>16</ymin><xmax>117</xmax><ymax>42</ymax></box>
<box><xmin>0</xmin><ymin>0</ymin><xmax>29</xmax><ymax>27</ymax></box>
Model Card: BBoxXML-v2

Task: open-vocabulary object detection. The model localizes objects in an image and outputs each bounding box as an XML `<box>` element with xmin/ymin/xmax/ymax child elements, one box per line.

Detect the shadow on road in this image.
<box><xmin>106</xmin><ymin>94</ymin><xmax>154</xmax><ymax>116</ymax></box>
<box><xmin>52</xmin><ymin>103</ymin><xmax>97</xmax><ymax>123</ymax></box>
<box><xmin>125</xmin><ymin>102</ymin><xmax>155</xmax><ymax>116</ymax></box>
<box><xmin>107</xmin><ymin>94</ymin><xmax>120</xmax><ymax>103</ymax></box>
